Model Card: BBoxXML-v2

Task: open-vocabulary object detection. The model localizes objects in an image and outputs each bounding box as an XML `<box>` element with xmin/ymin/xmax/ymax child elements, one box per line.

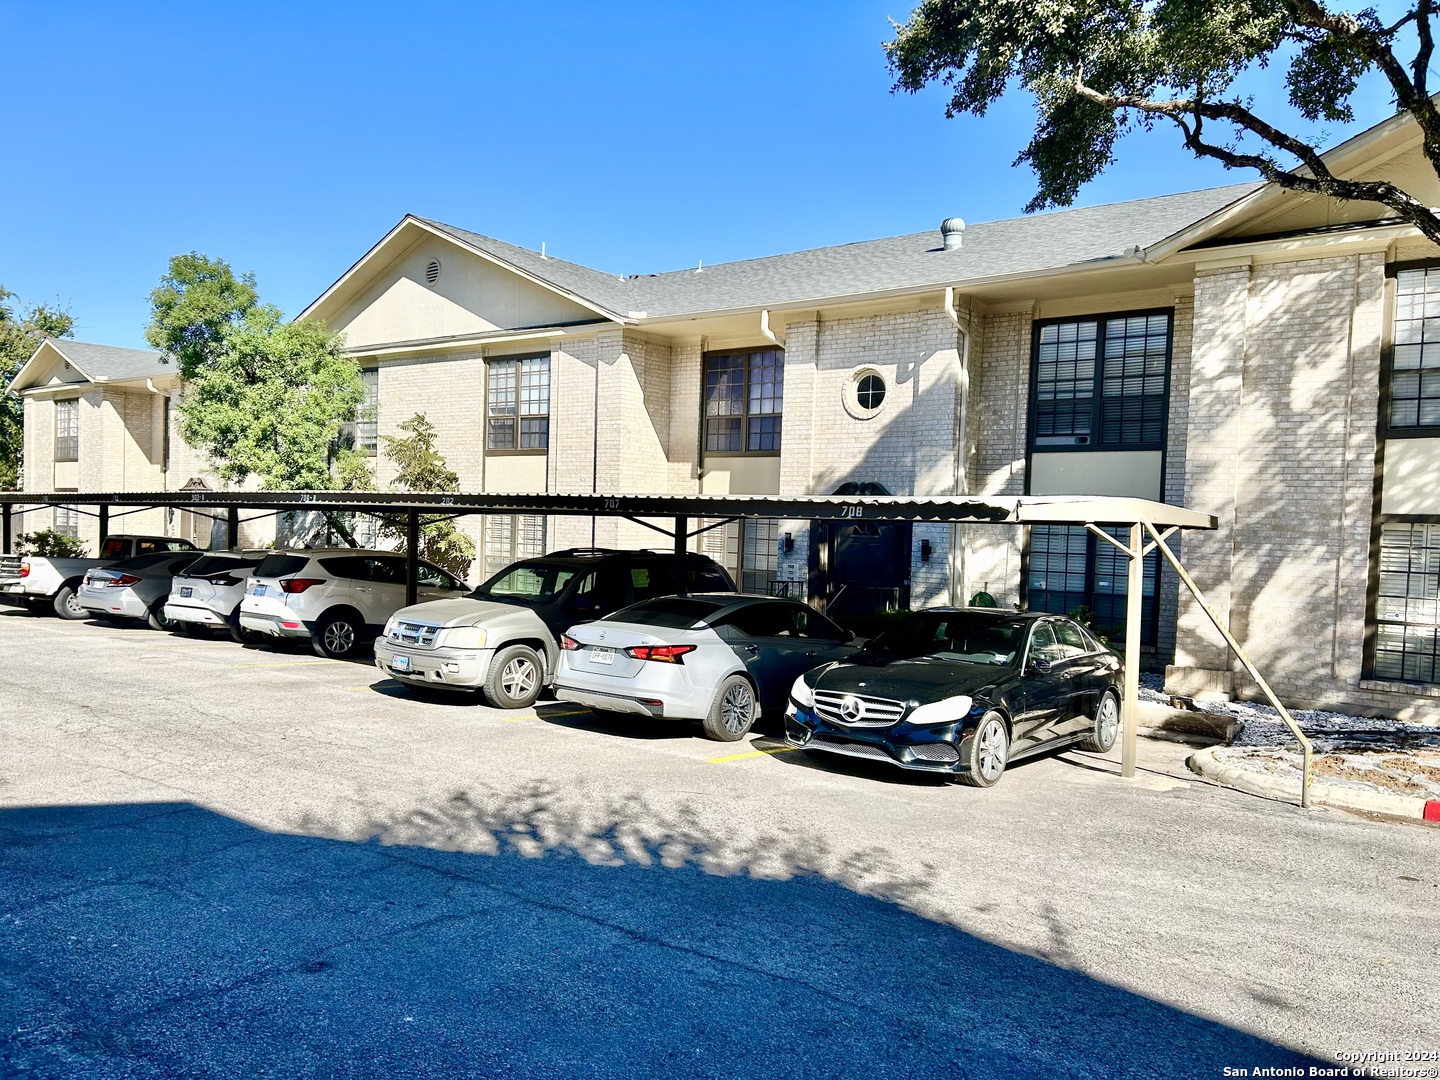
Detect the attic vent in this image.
<box><xmin>424</xmin><ymin>258</ymin><xmax>442</xmax><ymax>286</ymax></box>
<box><xmin>940</xmin><ymin>218</ymin><xmax>966</xmax><ymax>251</ymax></box>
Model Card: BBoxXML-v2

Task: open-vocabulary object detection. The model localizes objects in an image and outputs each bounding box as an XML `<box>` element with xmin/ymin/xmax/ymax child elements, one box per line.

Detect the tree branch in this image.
<box><xmin>1072</xmin><ymin>66</ymin><xmax>1440</xmax><ymax>246</ymax></box>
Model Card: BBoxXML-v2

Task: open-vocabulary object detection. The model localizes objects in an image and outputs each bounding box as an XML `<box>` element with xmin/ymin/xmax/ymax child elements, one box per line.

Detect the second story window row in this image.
<box><xmin>1391</xmin><ymin>267</ymin><xmax>1440</xmax><ymax>429</ymax></box>
<box><xmin>1032</xmin><ymin>311</ymin><xmax>1171</xmax><ymax>450</ymax></box>
<box><xmin>704</xmin><ymin>348</ymin><xmax>783</xmax><ymax>454</ymax></box>
<box><xmin>487</xmin><ymin>356</ymin><xmax>550</xmax><ymax>451</ymax></box>
<box><xmin>55</xmin><ymin>399</ymin><xmax>79</xmax><ymax>461</ymax></box>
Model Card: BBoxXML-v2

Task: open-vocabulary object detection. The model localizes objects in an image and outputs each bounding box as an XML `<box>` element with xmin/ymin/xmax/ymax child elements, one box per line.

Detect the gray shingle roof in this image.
<box><xmin>51</xmin><ymin>340</ymin><xmax>171</xmax><ymax>382</ymax></box>
<box><xmin>421</xmin><ymin>182</ymin><xmax>1259</xmax><ymax>320</ymax></box>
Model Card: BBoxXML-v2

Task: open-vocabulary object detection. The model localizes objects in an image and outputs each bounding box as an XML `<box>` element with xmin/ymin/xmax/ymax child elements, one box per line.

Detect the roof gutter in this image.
<box><xmin>759</xmin><ymin>309</ymin><xmax>785</xmax><ymax>348</ymax></box>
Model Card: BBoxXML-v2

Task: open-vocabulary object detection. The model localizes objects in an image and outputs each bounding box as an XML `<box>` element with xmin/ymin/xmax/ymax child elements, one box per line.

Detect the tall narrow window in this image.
<box><xmin>484</xmin><ymin>514</ymin><xmax>547</xmax><ymax>578</ymax></box>
<box><xmin>702</xmin><ymin>518</ymin><xmax>779</xmax><ymax>594</ymax></box>
<box><xmin>55</xmin><ymin>400</ymin><xmax>79</xmax><ymax>462</ymax></box>
<box><xmin>1389</xmin><ymin>267</ymin><xmax>1440</xmax><ymax>429</ymax></box>
<box><xmin>162</xmin><ymin>398</ymin><xmax>173</xmax><ymax>471</ymax></box>
<box><xmin>1100</xmin><ymin>313</ymin><xmax>1170</xmax><ymax>445</ymax></box>
<box><xmin>54</xmin><ymin>500</ymin><xmax>79</xmax><ymax>540</ymax></box>
<box><xmin>1372</xmin><ymin>522</ymin><xmax>1440</xmax><ymax>683</ymax></box>
<box><xmin>487</xmin><ymin>356</ymin><xmax>549</xmax><ymax>450</ymax></box>
<box><xmin>356</xmin><ymin>369</ymin><xmax>379</xmax><ymax>455</ymax></box>
<box><xmin>703</xmin><ymin>348</ymin><xmax>783</xmax><ymax>453</ymax></box>
<box><xmin>1033</xmin><ymin>321</ymin><xmax>1097</xmax><ymax>442</ymax></box>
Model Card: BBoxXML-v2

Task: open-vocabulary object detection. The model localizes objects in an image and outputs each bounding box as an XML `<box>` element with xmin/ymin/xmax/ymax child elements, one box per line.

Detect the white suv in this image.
<box><xmin>238</xmin><ymin>549</ymin><xmax>467</xmax><ymax>658</ymax></box>
<box><xmin>164</xmin><ymin>550</ymin><xmax>269</xmax><ymax>641</ymax></box>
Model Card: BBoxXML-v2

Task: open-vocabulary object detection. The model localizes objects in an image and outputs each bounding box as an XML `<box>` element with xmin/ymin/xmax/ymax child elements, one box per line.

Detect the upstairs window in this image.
<box><xmin>1389</xmin><ymin>267</ymin><xmax>1440</xmax><ymax>429</ymax></box>
<box><xmin>487</xmin><ymin>356</ymin><xmax>550</xmax><ymax>451</ymax></box>
<box><xmin>704</xmin><ymin>348</ymin><xmax>783</xmax><ymax>453</ymax></box>
<box><xmin>356</xmin><ymin>369</ymin><xmax>379</xmax><ymax>455</ymax></box>
<box><xmin>55</xmin><ymin>399</ymin><xmax>79</xmax><ymax>461</ymax></box>
<box><xmin>1031</xmin><ymin>311</ymin><xmax>1171</xmax><ymax>450</ymax></box>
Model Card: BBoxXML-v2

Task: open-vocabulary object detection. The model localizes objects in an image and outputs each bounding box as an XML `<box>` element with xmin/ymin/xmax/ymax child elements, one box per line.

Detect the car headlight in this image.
<box><xmin>441</xmin><ymin>625</ymin><xmax>488</xmax><ymax>650</ymax></box>
<box><xmin>905</xmin><ymin>695</ymin><xmax>974</xmax><ymax>726</ymax></box>
<box><xmin>790</xmin><ymin>674</ymin><xmax>815</xmax><ymax>709</ymax></box>
<box><xmin>382</xmin><ymin>617</ymin><xmax>398</xmax><ymax>639</ymax></box>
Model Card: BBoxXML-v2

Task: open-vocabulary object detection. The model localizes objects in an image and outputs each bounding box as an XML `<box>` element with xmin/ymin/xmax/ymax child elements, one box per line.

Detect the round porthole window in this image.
<box><xmin>424</xmin><ymin>258</ymin><xmax>442</xmax><ymax>286</ymax></box>
<box><xmin>843</xmin><ymin>367</ymin><xmax>889</xmax><ymax>420</ymax></box>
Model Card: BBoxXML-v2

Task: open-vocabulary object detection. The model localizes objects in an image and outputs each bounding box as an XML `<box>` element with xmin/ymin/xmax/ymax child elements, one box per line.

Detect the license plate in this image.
<box><xmin>252</xmin><ymin>584</ymin><xmax>267</xmax><ymax>596</ymax></box>
<box><xmin>180</xmin><ymin>587</ymin><xmax>193</xmax><ymax>598</ymax></box>
<box><xmin>589</xmin><ymin>647</ymin><xmax>615</xmax><ymax>666</ymax></box>
<box><xmin>391</xmin><ymin>655</ymin><xmax>411</xmax><ymax>672</ymax></box>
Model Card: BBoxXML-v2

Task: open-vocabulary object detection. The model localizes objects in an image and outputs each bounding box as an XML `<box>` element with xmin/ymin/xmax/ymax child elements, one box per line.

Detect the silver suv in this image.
<box><xmin>239</xmin><ymin>549</ymin><xmax>467</xmax><ymax>658</ymax></box>
<box><xmin>375</xmin><ymin>548</ymin><xmax>734</xmax><ymax>708</ymax></box>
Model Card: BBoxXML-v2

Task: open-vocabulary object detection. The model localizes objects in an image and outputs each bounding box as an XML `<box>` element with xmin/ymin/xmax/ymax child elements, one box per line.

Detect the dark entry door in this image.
<box><xmin>809</xmin><ymin>483</ymin><xmax>911</xmax><ymax>620</ymax></box>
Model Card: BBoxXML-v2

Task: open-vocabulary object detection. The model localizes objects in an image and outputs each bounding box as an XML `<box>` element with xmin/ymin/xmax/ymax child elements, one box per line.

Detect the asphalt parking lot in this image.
<box><xmin>1</xmin><ymin>608</ymin><xmax>1437</xmax><ymax>1078</ymax></box>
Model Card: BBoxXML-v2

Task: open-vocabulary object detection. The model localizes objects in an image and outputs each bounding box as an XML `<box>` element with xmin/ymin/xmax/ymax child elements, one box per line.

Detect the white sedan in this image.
<box><xmin>554</xmin><ymin>594</ymin><xmax>857</xmax><ymax>741</ymax></box>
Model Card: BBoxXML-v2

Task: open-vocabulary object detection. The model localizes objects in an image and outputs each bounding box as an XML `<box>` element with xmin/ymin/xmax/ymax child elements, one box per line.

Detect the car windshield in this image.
<box><xmin>473</xmin><ymin>562</ymin><xmax>579</xmax><ymax>606</ymax></box>
<box><xmin>865</xmin><ymin>611</ymin><xmax>1028</xmax><ymax>666</ymax></box>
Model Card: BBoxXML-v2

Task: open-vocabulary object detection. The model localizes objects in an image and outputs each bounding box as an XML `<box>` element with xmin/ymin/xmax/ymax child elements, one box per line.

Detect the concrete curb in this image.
<box><xmin>1187</xmin><ymin>747</ymin><xmax>1439</xmax><ymax>821</ymax></box>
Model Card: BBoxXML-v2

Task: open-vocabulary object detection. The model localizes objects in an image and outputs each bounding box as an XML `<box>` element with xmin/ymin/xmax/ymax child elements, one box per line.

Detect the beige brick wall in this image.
<box><xmin>1171</xmin><ymin>253</ymin><xmax>1425</xmax><ymax>717</ymax></box>
<box><xmin>964</xmin><ymin>309</ymin><xmax>1029</xmax><ymax>609</ymax></box>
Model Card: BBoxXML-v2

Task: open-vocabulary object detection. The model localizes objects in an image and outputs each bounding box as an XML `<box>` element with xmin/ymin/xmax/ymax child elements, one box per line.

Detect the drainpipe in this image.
<box><xmin>759</xmin><ymin>310</ymin><xmax>785</xmax><ymax>349</ymax></box>
<box><xmin>944</xmin><ymin>287</ymin><xmax>971</xmax><ymax>607</ymax></box>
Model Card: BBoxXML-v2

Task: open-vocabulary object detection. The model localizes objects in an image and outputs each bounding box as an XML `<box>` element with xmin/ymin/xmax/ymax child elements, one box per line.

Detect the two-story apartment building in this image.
<box><xmin>12</xmin><ymin>106</ymin><xmax>1440</xmax><ymax>720</ymax></box>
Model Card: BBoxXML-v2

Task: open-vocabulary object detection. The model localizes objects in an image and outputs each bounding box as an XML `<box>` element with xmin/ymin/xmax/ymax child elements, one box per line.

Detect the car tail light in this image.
<box><xmin>560</xmin><ymin>634</ymin><xmax>581</xmax><ymax>651</ymax></box>
<box><xmin>107</xmin><ymin>574</ymin><xmax>140</xmax><ymax>588</ymax></box>
<box><xmin>19</xmin><ymin>561</ymin><xmax>30</xmax><ymax>578</ymax></box>
<box><xmin>280</xmin><ymin>578</ymin><xmax>325</xmax><ymax>593</ymax></box>
<box><xmin>624</xmin><ymin>644</ymin><xmax>696</xmax><ymax>664</ymax></box>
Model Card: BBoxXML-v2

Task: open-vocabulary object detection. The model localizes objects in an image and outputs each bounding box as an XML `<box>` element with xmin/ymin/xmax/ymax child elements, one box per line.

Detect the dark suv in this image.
<box><xmin>374</xmin><ymin>548</ymin><xmax>736</xmax><ymax>708</ymax></box>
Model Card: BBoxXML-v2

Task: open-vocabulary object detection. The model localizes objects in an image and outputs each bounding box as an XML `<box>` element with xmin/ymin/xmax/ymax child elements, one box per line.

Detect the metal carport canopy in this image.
<box><xmin>1</xmin><ymin>490</ymin><xmax>1234</xmax><ymax>791</ymax></box>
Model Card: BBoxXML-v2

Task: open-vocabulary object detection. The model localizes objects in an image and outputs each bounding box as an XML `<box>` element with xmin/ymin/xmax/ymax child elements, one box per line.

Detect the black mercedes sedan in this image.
<box><xmin>783</xmin><ymin>608</ymin><xmax>1122</xmax><ymax>787</ymax></box>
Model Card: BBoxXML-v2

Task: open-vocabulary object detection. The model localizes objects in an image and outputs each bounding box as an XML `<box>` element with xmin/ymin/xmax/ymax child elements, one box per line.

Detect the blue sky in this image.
<box><xmin>0</xmin><ymin>1</ymin><xmax>1401</xmax><ymax>348</ymax></box>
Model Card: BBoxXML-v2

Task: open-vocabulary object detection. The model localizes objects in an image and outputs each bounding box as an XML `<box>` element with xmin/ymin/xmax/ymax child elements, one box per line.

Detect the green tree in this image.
<box><xmin>377</xmin><ymin>414</ymin><xmax>476</xmax><ymax>580</ymax></box>
<box><xmin>145</xmin><ymin>253</ymin><xmax>259</xmax><ymax>380</ymax></box>
<box><xmin>887</xmin><ymin>0</ymin><xmax>1440</xmax><ymax>243</ymax></box>
<box><xmin>0</xmin><ymin>287</ymin><xmax>74</xmax><ymax>490</ymax></box>
<box><xmin>145</xmin><ymin>254</ymin><xmax>368</xmax><ymax>491</ymax></box>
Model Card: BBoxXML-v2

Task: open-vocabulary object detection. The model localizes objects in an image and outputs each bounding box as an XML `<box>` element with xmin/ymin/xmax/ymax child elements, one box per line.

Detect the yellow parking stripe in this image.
<box><xmin>706</xmin><ymin>746</ymin><xmax>800</xmax><ymax>764</ymax></box>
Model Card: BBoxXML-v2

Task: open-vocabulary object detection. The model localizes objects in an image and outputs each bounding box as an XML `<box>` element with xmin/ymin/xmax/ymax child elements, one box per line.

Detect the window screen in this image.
<box><xmin>1372</xmin><ymin>522</ymin><xmax>1440</xmax><ymax>683</ymax></box>
<box><xmin>1100</xmin><ymin>314</ymin><xmax>1170</xmax><ymax>445</ymax></box>
<box><xmin>1390</xmin><ymin>268</ymin><xmax>1440</xmax><ymax>428</ymax></box>
<box><xmin>1033</xmin><ymin>322</ymin><xmax>1097</xmax><ymax>438</ymax></box>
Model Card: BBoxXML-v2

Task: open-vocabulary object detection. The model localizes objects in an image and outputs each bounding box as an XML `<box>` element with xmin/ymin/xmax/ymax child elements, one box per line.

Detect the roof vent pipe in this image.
<box><xmin>940</xmin><ymin>218</ymin><xmax>965</xmax><ymax>251</ymax></box>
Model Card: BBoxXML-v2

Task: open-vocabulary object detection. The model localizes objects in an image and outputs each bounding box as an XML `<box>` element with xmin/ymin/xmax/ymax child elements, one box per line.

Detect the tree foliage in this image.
<box><xmin>887</xmin><ymin>0</ymin><xmax>1440</xmax><ymax>242</ymax></box>
<box><xmin>145</xmin><ymin>253</ymin><xmax>258</xmax><ymax>381</ymax></box>
<box><xmin>375</xmin><ymin>414</ymin><xmax>476</xmax><ymax>581</ymax></box>
<box><xmin>16</xmin><ymin>528</ymin><xmax>87</xmax><ymax>558</ymax></box>
<box><xmin>145</xmin><ymin>254</ymin><xmax>367</xmax><ymax>491</ymax></box>
<box><xmin>0</xmin><ymin>287</ymin><xmax>74</xmax><ymax>490</ymax></box>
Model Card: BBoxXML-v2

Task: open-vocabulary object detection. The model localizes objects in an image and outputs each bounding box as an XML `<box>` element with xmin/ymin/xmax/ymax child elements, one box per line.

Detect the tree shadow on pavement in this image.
<box><xmin>0</xmin><ymin>796</ymin><xmax>1326</xmax><ymax>1079</ymax></box>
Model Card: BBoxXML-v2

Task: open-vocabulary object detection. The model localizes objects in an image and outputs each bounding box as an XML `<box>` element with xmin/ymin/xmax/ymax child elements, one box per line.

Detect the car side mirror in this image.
<box><xmin>1028</xmin><ymin>656</ymin><xmax>1052</xmax><ymax>674</ymax></box>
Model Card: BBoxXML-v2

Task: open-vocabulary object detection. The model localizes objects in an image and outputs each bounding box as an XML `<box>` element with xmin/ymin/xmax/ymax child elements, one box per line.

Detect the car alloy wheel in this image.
<box><xmin>720</xmin><ymin>681</ymin><xmax>753</xmax><ymax>734</ymax></box>
<box><xmin>1081</xmin><ymin>692</ymin><xmax>1121</xmax><ymax>753</ymax></box>
<box><xmin>501</xmin><ymin>656</ymin><xmax>538</xmax><ymax>700</ymax></box>
<box><xmin>323</xmin><ymin>620</ymin><xmax>355</xmax><ymax>655</ymax></box>
<box><xmin>975</xmin><ymin>717</ymin><xmax>1007</xmax><ymax>782</ymax></box>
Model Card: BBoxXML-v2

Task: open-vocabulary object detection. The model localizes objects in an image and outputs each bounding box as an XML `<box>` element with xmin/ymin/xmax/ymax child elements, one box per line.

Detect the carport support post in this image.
<box><xmin>98</xmin><ymin>506</ymin><xmax>109</xmax><ymax>548</ymax></box>
<box><xmin>1121</xmin><ymin>522</ymin><xmax>1143</xmax><ymax>780</ymax></box>
<box><xmin>674</xmin><ymin>515</ymin><xmax>687</xmax><ymax>596</ymax></box>
<box><xmin>405</xmin><ymin>510</ymin><xmax>420</xmax><ymax>606</ymax></box>
<box><xmin>227</xmin><ymin>507</ymin><xmax>239</xmax><ymax>550</ymax></box>
<box><xmin>2</xmin><ymin>504</ymin><xmax>10</xmax><ymax>555</ymax></box>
